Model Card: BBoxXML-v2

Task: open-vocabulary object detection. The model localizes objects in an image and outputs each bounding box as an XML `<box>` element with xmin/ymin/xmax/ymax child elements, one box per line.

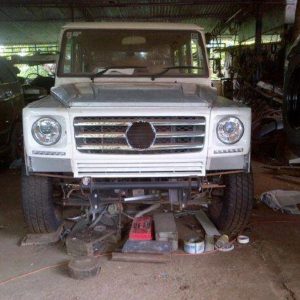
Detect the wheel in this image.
<box><xmin>284</xmin><ymin>52</ymin><xmax>300</xmax><ymax>155</ymax></box>
<box><xmin>21</xmin><ymin>172</ymin><xmax>62</xmax><ymax>233</ymax></box>
<box><xmin>208</xmin><ymin>172</ymin><xmax>254</xmax><ymax>237</ymax></box>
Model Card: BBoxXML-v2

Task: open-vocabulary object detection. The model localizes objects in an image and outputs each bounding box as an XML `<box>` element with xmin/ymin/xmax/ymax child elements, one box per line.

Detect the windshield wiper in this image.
<box><xmin>151</xmin><ymin>66</ymin><xmax>203</xmax><ymax>80</ymax></box>
<box><xmin>90</xmin><ymin>66</ymin><xmax>147</xmax><ymax>81</ymax></box>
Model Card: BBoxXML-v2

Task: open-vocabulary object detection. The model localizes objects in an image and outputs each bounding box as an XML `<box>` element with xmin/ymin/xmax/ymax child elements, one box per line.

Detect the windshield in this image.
<box><xmin>58</xmin><ymin>29</ymin><xmax>208</xmax><ymax>78</ymax></box>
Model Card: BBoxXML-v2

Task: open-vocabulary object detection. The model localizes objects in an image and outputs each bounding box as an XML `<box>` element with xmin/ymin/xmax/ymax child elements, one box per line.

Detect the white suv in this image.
<box><xmin>22</xmin><ymin>22</ymin><xmax>253</xmax><ymax>236</ymax></box>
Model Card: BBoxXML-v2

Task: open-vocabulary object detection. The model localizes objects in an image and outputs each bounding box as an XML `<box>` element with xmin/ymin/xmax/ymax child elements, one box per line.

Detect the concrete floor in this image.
<box><xmin>0</xmin><ymin>161</ymin><xmax>300</xmax><ymax>300</ymax></box>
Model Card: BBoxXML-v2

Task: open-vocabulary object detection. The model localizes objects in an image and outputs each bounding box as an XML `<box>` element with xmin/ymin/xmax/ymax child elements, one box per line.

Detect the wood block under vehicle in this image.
<box><xmin>153</xmin><ymin>213</ymin><xmax>178</xmax><ymax>251</ymax></box>
<box><xmin>122</xmin><ymin>239</ymin><xmax>173</xmax><ymax>253</ymax></box>
<box><xmin>20</xmin><ymin>225</ymin><xmax>63</xmax><ymax>246</ymax></box>
<box><xmin>66</xmin><ymin>227</ymin><xmax>119</xmax><ymax>257</ymax></box>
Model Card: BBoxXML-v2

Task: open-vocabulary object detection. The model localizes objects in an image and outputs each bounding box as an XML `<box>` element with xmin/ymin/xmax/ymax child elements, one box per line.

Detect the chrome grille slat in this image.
<box><xmin>75</xmin><ymin>130</ymin><xmax>205</xmax><ymax>139</ymax></box>
<box><xmin>74</xmin><ymin>119</ymin><xmax>205</xmax><ymax>127</ymax></box>
<box><xmin>74</xmin><ymin>116</ymin><xmax>206</xmax><ymax>154</ymax></box>
<box><xmin>77</xmin><ymin>142</ymin><xmax>203</xmax><ymax>151</ymax></box>
<box><xmin>156</xmin><ymin>131</ymin><xmax>205</xmax><ymax>138</ymax></box>
<box><xmin>75</xmin><ymin>132</ymin><xmax>126</xmax><ymax>138</ymax></box>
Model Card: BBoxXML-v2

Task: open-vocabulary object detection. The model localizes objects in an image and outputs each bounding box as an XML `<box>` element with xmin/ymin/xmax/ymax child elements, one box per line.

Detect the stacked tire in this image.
<box><xmin>284</xmin><ymin>40</ymin><xmax>300</xmax><ymax>155</ymax></box>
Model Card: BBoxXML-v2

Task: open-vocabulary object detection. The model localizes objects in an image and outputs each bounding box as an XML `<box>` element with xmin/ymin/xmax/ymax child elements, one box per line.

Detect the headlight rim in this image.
<box><xmin>31</xmin><ymin>117</ymin><xmax>62</xmax><ymax>146</ymax></box>
<box><xmin>216</xmin><ymin>116</ymin><xmax>244</xmax><ymax>145</ymax></box>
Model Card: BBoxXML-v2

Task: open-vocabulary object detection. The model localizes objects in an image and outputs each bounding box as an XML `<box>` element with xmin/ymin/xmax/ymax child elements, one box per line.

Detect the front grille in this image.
<box><xmin>74</xmin><ymin>116</ymin><xmax>206</xmax><ymax>154</ymax></box>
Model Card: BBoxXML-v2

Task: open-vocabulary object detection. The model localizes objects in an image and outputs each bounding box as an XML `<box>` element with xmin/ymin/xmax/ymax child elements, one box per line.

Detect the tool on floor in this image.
<box><xmin>129</xmin><ymin>216</ymin><xmax>153</xmax><ymax>240</ymax></box>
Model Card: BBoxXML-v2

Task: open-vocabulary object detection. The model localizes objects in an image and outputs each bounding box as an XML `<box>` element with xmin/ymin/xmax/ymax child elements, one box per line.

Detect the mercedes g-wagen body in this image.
<box><xmin>22</xmin><ymin>23</ymin><xmax>253</xmax><ymax>236</ymax></box>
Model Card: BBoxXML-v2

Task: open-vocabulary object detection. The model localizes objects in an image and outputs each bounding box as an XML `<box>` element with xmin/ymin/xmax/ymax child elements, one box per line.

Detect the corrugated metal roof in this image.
<box><xmin>0</xmin><ymin>0</ymin><xmax>285</xmax><ymax>45</ymax></box>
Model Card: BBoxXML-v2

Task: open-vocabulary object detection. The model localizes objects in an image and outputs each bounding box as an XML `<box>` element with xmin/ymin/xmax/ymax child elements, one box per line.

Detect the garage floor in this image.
<box><xmin>0</xmin><ymin>161</ymin><xmax>299</xmax><ymax>300</ymax></box>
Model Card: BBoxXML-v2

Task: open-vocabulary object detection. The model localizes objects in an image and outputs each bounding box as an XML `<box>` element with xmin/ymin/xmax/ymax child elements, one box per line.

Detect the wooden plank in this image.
<box><xmin>20</xmin><ymin>225</ymin><xmax>63</xmax><ymax>246</ymax></box>
<box><xmin>111</xmin><ymin>252</ymin><xmax>170</xmax><ymax>264</ymax></box>
<box><xmin>194</xmin><ymin>211</ymin><xmax>220</xmax><ymax>237</ymax></box>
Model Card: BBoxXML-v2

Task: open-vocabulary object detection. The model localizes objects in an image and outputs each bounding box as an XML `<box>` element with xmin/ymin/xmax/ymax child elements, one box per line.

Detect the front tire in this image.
<box><xmin>208</xmin><ymin>172</ymin><xmax>254</xmax><ymax>236</ymax></box>
<box><xmin>21</xmin><ymin>172</ymin><xmax>62</xmax><ymax>233</ymax></box>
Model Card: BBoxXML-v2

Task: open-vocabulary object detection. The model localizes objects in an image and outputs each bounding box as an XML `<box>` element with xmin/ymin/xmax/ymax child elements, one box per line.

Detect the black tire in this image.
<box><xmin>208</xmin><ymin>172</ymin><xmax>254</xmax><ymax>237</ymax></box>
<box><xmin>284</xmin><ymin>52</ymin><xmax>300</xmax><ymax>154</ymax></box>
<box><xmin>21</xmin><ymin>172</ymin><xmax>62</xmax><ymax>233</ymax></box>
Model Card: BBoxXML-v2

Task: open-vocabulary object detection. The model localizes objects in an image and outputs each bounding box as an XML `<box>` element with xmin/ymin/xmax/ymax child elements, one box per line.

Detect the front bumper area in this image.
<box><xmin>26</xmin><ymin>154</ymin><xmax>206</xmax><ymax>177</ymax></box>
<box><xmin>26</xmin><ymin>153</ymin><xmax>250</xmax><ymax>177</ymax></box>
<box><xmin>27</xmin><ymin>156</ymin><xmax>72</xmax><ymax>173</ymax></box>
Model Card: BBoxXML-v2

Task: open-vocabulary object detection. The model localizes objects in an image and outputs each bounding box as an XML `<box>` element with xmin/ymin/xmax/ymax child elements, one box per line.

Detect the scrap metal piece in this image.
<box><xmin>20</xmin><ymin>225</ymin><xmax>63</xmax><ymax>246</ymax></box>
<box><xmin>135</xmin><ymin>203</ymin><xmax>161</xmax><ymax>218</ymax></box>
<box><xmin>261</xmin><ymin>190</ymin><xmax>300</xmax><ymax>215</ymax></box>
<box><xmin>124</xmin><ymin>194</ymin><xmax>159</xmax><ymax>202</ymax></box>
<box><xmin>68</xmin><ymin>256</ymin><xmax>101</xmax><ymax>280</ymax></box>
<box><xmin>289</xmin><ymin>157</ymin><xmax>300</xmax><ymax>165</ymax></box>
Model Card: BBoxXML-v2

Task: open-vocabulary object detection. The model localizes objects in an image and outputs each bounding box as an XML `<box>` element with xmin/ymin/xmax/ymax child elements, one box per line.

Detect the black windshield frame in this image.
<box><xmin>57</xmin><ymin>28</ymin><xmax>209</xmax><ymax>79</ymax></box>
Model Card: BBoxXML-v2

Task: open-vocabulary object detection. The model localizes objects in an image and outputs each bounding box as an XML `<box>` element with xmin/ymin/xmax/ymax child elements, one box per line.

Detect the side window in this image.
<box><xmin>0</xmin><ymin>62</ymin><xmax>17</xmax><ymax>84</ymax></box>
<box><xmin>63</xmin><ymin>35</ymin><xmax>81</xmax><ymax>73</ymax></box>
<box><xmin>62</xmin><ymin>31</ymin><xmax>84</xmax><ymax>74</ymax></box>
<box><xmin>173</xmin><ymin>49</ymin><xmax>180</xmax><ymax>66</ymax></box>
<box><xmin>63</xmin><ymin>38</ymin><xmax>72</xmax><ymax>73</ymax></box>
<box><xmin>191</xmin><ymin>40</ymin><xmax>200</xmax><ymax>67</ymax></box>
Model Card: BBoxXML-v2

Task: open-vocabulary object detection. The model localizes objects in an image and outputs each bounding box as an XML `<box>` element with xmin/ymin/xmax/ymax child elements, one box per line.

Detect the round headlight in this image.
<box><xmin>32</xmin><ymin>117</ymin><xmax>61</xmax><ymax>146</ymax></box>
<box><xmin>216</xmin><ymin>116</ymin><xmax>244</xmax><ymax>144</ymax></box>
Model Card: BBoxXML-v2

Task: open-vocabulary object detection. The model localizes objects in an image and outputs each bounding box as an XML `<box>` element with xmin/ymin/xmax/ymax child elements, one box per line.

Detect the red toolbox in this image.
<box><xmin>129</xmin><ymin>216</ymin><xmax>153</xmax><ymax>241</ymax></box>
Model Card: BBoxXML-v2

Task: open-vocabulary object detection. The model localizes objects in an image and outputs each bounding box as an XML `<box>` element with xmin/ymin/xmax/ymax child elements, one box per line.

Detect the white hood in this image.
<box><xmin>50</xmin><ymin>82</ymin><xmax>216</xmax><ymax>108</ymax></box>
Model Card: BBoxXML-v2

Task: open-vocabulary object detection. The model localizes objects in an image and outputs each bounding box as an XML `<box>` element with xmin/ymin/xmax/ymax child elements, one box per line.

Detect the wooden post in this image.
<box><xmin>293</xmin><ymin>0</ymin><xmax>300</xmax><ymax>41</ymax></box>
<box><xmin>255</xmin><ymin>3</ymin><xmax>263</xmax><ymax>81</ymax></box>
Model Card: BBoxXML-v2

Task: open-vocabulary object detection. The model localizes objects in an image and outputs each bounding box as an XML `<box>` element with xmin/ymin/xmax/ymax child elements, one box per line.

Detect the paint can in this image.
<box><xmin>184</xmin><ymin>237</ymin><xmax>205</xmax><ymax>254</ymax></box>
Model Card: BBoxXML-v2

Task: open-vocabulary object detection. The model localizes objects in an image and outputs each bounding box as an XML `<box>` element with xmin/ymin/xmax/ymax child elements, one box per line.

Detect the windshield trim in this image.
<box><xmin>57</xmin><ymin>28</ymin><xmax>209</xmax><ymax>79</ymax></box>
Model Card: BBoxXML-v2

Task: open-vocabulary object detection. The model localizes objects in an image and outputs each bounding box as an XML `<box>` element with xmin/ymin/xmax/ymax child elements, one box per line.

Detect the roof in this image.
<box><xmin>0</xmin><ymin>0</ymin><xmax>286</xmax><ymax>45</ymax></box>
<box><xmin>62</xmin><ymin>22</ymin><xmax>204</xmax><ymax>31</ymax></box>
